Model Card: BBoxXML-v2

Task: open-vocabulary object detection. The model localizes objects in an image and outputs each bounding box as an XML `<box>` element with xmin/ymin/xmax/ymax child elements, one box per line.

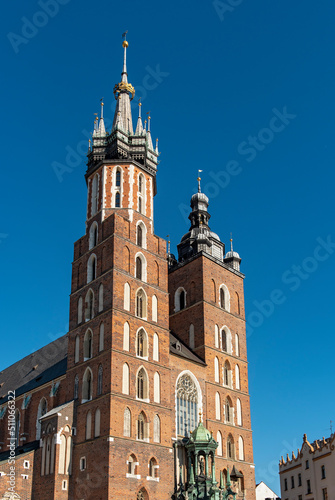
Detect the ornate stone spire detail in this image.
<box><xmin>97</xmin><ymin>100</ymin><xmax>106</xmax><ymax>136</ymax></box>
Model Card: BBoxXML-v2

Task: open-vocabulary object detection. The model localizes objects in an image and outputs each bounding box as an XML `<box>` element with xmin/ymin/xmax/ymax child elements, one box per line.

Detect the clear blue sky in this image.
<box><xmin>1</xmin><ymin>0</ymin><xmax>334</xmax><ymax>493</ymax></box>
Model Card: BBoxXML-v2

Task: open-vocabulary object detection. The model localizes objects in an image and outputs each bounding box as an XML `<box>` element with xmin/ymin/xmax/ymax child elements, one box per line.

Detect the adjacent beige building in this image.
<box><xmin>279</xmin><ymin>433</ymin><xmax>335</xmax><ymax>500</ymax></box>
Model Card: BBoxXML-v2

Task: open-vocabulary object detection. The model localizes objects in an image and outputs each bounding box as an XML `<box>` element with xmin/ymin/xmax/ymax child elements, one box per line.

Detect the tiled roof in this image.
<box><xmin>40</xmin><ymin>401</ymin><xmax>73</xmax><ymax>420</ymax></box>
<box><xmin>0</xmin><ymin>335</ymin><xmax>68</xmax><ymax>405</ymax></box>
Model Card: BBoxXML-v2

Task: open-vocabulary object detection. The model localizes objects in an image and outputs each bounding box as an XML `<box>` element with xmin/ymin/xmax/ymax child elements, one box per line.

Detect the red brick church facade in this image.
<box><xmin>0</xmin><ymin>40</ymin><xmax>256</xmax><ymax>500</ymax></box>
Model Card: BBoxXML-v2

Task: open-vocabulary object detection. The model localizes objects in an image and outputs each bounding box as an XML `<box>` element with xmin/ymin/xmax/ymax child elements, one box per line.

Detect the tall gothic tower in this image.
<box><xmin>0</xmin><ymin>39</ymin><xmax>255</xmax><ymax>500</ymax></box>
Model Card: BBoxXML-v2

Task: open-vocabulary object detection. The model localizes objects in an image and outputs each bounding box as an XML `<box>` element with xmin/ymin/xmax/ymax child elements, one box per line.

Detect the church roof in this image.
<box><xmin>0</xmin><ymin>335</ymin><xmax>67</xmax><ymax>404</ymax></box>
<box><xmin>170</xmin><ymin>332</ymin><xmax>206</xmax><ymax>365</ymax></box>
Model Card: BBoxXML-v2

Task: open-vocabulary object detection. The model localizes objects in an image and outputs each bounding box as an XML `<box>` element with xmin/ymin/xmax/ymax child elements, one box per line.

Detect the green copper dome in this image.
<box><xmin>191</xmin><ymin>421</ymin><xmax>212</xmax><ymax>442</ymax></box>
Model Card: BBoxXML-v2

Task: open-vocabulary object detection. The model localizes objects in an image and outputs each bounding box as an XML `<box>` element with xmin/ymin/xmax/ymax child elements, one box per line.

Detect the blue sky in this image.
<box><xmin>1</xmin><ymin>0</ymin><xmax>335</xmax><ymax>493</ymax></box>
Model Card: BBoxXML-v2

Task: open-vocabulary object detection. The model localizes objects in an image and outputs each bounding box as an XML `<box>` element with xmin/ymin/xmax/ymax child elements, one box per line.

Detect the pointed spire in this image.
<box><xmin>230</xmin><ymin>233</ymin><xmax>234</xmax><ymax>252</ymax></box>
<box><xmin>146</xmin><ymin>112</ymin><xmax>153</xmax><ymax>150</ymax></box>
<box><xmin>112</xmin><ymin>36</ymin><xmax>135</xmax><ymax>134</ymax></box>
<box><xmin>155</xmin><ymin>138</ymin><xmax>159</xmax><ymax>154</ymax></box>
<box><xmin>97</xmin><ymin>99</ymin><xmax>106</xmax><ymax>136</ymax></box>
<box><xmin>135</xmin><ymin>100</ymin><xmax>143</xmax><ymax>135</ymax></box>
<box><xmin>93</xmin><ymin>114</ymin><xmax>99</xmax><ymax>136</ymax></box>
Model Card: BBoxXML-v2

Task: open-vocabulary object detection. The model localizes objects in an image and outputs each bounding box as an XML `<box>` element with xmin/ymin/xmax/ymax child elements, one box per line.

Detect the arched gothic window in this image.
<box><xmin>217</xmin><ymin>431</ymin><xmax>223</xmax><ymax>456</ymax></box>
<box><xmin>89</xmin><ymin>222</ymin><xmax>98</xmax><ymax>249</ymax></box>
<box><xmin>227</xmin><ymin>434</ymin><xmax>235</xmax><ymax>459</ymax></box>
<box><xmin>137</xmin><ymin>488</ymin><xmax>148</xmax><ymax>500</ymax></box>
<box><xmin>136</xmin><ymin>368</ymin><xmax>148</xmax><ymax>400</ymax></box>
<box><xmin>219</xmin><ymin>284</ymin><xmax>230</xmax><ymax>311</ymax></box>
<box><xmin>122</xmin><ymin>363</ymin><xmax>130</xmax><ymax>395</ymax></box>
<box><xmin>224</xmin><ymin>361</ymin><xmax>232</xmax><ymax>387</ymax></box>
<box><xmin>137</xmin><ymin>224</ymin><xmax>143</xmax><ymax>247</ymax></box>
<box><xmin>135</xmin><ymin>288</ymin><xmax>147</xmax><ymax>319</ymax></box>
<box><xmin>127</xmin><ymin>454</ymin><xmax>138</xmax><ymax>475</ymax></box>
<box><xmin>136</xmin><ymin>328</ymin><xmax>148</xmax><ymax>358</ymax></box>
<box><xmin>176</xmin><ymin>374</ymin><xmax>199</xmax><ymax>437</ymax></box>
<box><xmin>239</xmin><ymin>436</ymin><xmax>244</xmax><ymax>460</ymax></box>
<box><xmin>83</xmin><ymin>330</ymin><xmax>93</xmax><ymax>360</ymax></box>
<box><xmin>115</xmin><ymin>191</ymin><xmax>121</xmax><ymax>208</ymax></box>
<box><xmin>221</xmin><ymin>329</ymin><xmax>227</xmax><ymax>351</ymax></box>
<box><xmin>153</xmin><ymin>333</ymin><xmax>159</xmax><ymax>361</ymax></box>
<box><xmin>225</xmin><ymin>397</ymin><xmax>233</xmax><ymax>424</ymax></box>
<box><xmin>123</xmin><ymin>322</ymin><xmax>130</xmax><ymax>351</ymax></box>
<box><xmin>99</xmin><ymin>323</ymin><xmax>104</xmax><ymax>351</ymax></box>
<box><xmin>36</xmin><ymin>398</ymin><xmax>47</xmax><ymax>440</ymax></box>
<box><xmin>215</xmin><ymin>392</ymin><xmax>220</xmax><ymax>420</ymax></box>
<box><xmin>85</xmin><ymin>289</ymin><xmax>94</xmax><ymax>321</ymax></box>
<box><xmin>149</xmin><ymin>457</ymin><xmax>158</xmax><ymax>479</ymax></box>
<box><xmin>124</xmin><ymin>407</ymin><xmax>131</xmax><ymax>437</ymax></box>
<box><xmin>91</xmin><ymin>174</ymin><xmax>98</xmax><ymax>215</ymax></box>
<box><xmin>152</xmin><ymin>295</ymin><xmax>158</xmax><ymax>322</ymax></box>
<box><xmin>136</xmin><ymin>256</ymin><xmax>142</xmax><ymax>280</ymax></box>
<box><xmin>124</xmin><ymin>282</ymin><xmax>130</xmax><ymax>311</ymax></box>
<box><xmin>97</xmin><ymin>365</ymin><xmax>103</xmax><ymax>395</ymax></box>
<box><xmin>137</xmin><ymin>411</ymin><xmax>148</xmax><ymax>441</ymax></box>
<box><xmin>94</xmin><ymin>408</ymin><xmax>101</xmax><ymax>438</ymax></box>
<box><xmin>116</xmin><ymin>169</ymin><xmax>121</xmax><ymax>187</ymax></box>
<box><xmin>235</xmin><ymin>333</ymin><xmax>240</xmax><ymax>357</ymax></box>
<box><xmin>82</xmin><ymin>368</ymin><xmax>93</xmax><ymax>401</ymax></box>
<box><xmin>77</xmin><ymin>297</ymin><xmax>83</xmax><ymax>324</ymax></box>
<box><xmin>236</xmin><ymin>291</ymin><xmax>240</xmax><ymax>315</ymax></box>
<box><xmin>175</xmin><ymin>287</ymin><xmax>186</xmax><ymax>312</ymax></box>
<box><xmin>98</xmin><ymin>283</ymin><xmax>103</xmax><ymax>312</ymax></box>
<box><xmin>154</xmin><ymin>372</ymin><xmax>160</xmax><ymax>403</ymax></box>
<box><xmin>236</xmin><ymin>398</ymin><xmax>242</xmax><ymax>426</ymax></box>
<box><xmin>87</xmin><ymin>254</ymin><xmax>97</xmax><ymax>283</ymax></box>
<box><xmin>153</xmin><ymin>414</ymin><xmax>160</xmax><ymax>443</ymax></box>
<box><xmin>74</xmin><ymin>375</ymin><xmax>79</xmax><ymax>400</ymax></box>
<box><xmin>235</xmin><ymin>364</ymin><xmax>240</xmax><ymax>390</ymax></box>
<box><xmin>86</xmin><ymin>411</ymin><xmax>92</xmax><ymax>440</ymax></box>
<box><xmin>220</xmin><ymin>287</ymin><xmax>225</xmax><ymax>309</ymax></box>
<box><xmin>214</xmin><ymin>357</ymin><xmax>219</xmax><ymax>383</ymax></box>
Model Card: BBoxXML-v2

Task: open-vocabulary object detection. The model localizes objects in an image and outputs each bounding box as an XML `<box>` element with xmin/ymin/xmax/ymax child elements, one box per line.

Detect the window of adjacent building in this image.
<box><xmin>298</xmin><ymin>495</ymin><xmax>302</xmax><ymax>500</ymax></box>
<box><xmin>306</xmin><ymin>460</ymin><xmax>309</xmax><ymax>469</ymax></box>
<box><xmin>284</xmin><ymin>478</ymin><xmax>288</xmax><ymax>491</ymax></box>
<box><xmin>307</xmin><ymin>479</ymin><xmax>311</xmax><ymax>494</ymax></box>
<box><xmin>137</xmin><ymin>368</ymin><xmax>149</xmax><ymax>400</ymax></box>
<box><xmin>321</xmin><ymin>465</ymin><xmax>326</xmax><ymax>479</ymax></box>
<box><xmin>153</xmin><ymin>414</ymin><xmax>160</xmax><ymax>443</ymax></box>
<box><xmin>83</xmin><ymin>330</ymin><xmax>93</xmax><ymax>360</ymax></box>
<box><xmin>291</xmin><ymin>476</ymin><xmax>295</xmax><ymax>489</ymax></box>
<box><xmin>322</xmin><ymin>488</ymin><xmax>328</xmax><ymax>500</ymax></box>
<box><xmin>176</xmin><ymin>373</ymin><xmax>199</xmax><ymax>437</ymax></box>
<box><xmin>124</xmin><ymin>408</ymin><xmax>131</xmax><ymax>437</ymax></box>
<box><xmin>298</xmin><ymin>473</ymin><xmax>302</xmax><ymax>486</ymax></box>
